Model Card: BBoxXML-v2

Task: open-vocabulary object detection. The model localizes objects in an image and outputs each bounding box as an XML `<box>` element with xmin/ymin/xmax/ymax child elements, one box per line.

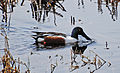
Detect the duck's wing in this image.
<box><xmin>32</xmin><ymin>31</ymin><xmax>66</xmax><ymax>37</ymax></box>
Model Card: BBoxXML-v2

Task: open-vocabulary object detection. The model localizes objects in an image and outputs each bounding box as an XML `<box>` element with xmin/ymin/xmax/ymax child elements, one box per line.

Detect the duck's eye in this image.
<box><xmin>78</xmin><ymin>29</ymin><xmax>81</xmax><ymax>32</ymax></box>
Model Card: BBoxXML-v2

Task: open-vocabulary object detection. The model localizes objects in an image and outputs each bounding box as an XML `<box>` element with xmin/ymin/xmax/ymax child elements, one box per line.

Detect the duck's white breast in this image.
<box><xmin>65</xmin><ymin>36</ymin><xmax>77</xmax><ymax>44</ymax></box>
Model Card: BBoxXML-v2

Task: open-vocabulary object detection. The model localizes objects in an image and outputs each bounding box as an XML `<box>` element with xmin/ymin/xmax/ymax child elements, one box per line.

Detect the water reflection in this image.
<box><xmin>97</xmin><ymin>0</ymin><xmax>119</xmax><ymax>21</ymax></box>
<box><xmin>78</xmin><ymin>0</ymin><xmax>84</xmax><ymax>8</ymax></box>
<box><xmin>72</xmin><ymin>42</ymin><xmax>87</xmax><ymax>55</ymax></box>
<box><xmin>70</xmin><ymin>42</ymin><xmax>87</xmax><ymax>71</ymax></box>
<box><xmin>78</xmin><ymin>0</ymin><xmax>119</xmax><ymax>21</ymax></box>
<box><xmin>70</xmin><ymin>42</ymin><xmax>107</xmax><ymax>73</ymax></box>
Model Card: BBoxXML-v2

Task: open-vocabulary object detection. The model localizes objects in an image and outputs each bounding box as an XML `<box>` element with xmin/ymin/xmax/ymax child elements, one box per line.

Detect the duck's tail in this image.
<box><xmin>32</xmin><ymin>35</ymin><xmax>39</xmax><ymax>43</ymax></box>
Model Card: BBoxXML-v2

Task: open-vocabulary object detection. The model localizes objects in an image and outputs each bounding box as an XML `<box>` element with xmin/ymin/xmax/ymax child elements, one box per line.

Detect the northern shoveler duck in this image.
<box><xmin>32</xmin><ymin>27</ymin><xmax>93</xmax><ymax>48</ymax></box>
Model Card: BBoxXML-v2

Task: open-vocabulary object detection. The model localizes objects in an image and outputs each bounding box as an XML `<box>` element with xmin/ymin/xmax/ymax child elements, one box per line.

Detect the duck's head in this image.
<box><xmin>71</xmin><ymin>27</ymin><xmax>91</xmax><ymax>40</ymax></box>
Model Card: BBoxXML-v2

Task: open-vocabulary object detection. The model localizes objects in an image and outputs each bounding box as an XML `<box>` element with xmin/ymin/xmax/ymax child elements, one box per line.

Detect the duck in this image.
<box><xmin>32</xmin><ymin>27</ymin><xmax>93</xmax><ymax>48</ymax></box>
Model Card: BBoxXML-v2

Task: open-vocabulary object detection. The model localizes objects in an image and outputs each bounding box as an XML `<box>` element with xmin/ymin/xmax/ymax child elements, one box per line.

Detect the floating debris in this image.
<box><xmin>49</xmin><ymin>56</ymin><xmax>52</xmax><ymax>59</ymax></box>
<box><xmin>107</xmin><ymin>61</ymin><xmax>111</xmax><ymax>67</ymax></box>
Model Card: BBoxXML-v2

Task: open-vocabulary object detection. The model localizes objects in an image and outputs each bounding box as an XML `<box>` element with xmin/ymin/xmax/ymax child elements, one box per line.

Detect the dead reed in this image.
<box><xmin>0</xmin><ymin>0</ymin><xmax>18</xmax><ymax>26</ymax></box>
<box><xmin>97</xmin><ymin>0</ymin><xmax>120</xmax><ymax>21</ymax></box>
<box><xmin>78</xmin><ymin>0</ymin><xmax>120</xmax><ymax>21</ymax></box>
<box><xmin>30</xmin><ymin>0</ymin><xmax>66</xmax><ymax>25</ymax></box>
<box><xmin>0</xmin><ymin>27</ymin><xmax>30</xmax><ymax>73</ymax></box>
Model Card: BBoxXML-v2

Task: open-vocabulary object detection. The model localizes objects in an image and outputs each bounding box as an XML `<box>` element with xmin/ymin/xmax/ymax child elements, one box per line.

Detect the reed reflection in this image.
<box><xmin>97</xmin><ymin>0</ymin><xmax>119</xmax><ymax>21</ymax></box>
<box><xmin>78</xmin><ymin>0</ymin><xmax>119</xmax><ymax>21</ymax></box>
<box><xmin>70</xmin><ymin>42</ymin><xmax>107</xmax><ymax>73</ymax></box>
<box><xmin>78</xmin><ymin>0</ymin><xmax>84</xmax><ymax>8</ymax></box>
<box><xmin>70</xmin><ymin>42</ymin><xmax>88</xmax><ymax>71</ymax></box>
<box><xmin>30</xmin><ymin>0</ymin><xmax>66</xmax><ymax>25</ymax></box>
<box><xmin>72</xmin><ymin>42</ymin><xmax>87</xmax><ymax>55</ymax></box>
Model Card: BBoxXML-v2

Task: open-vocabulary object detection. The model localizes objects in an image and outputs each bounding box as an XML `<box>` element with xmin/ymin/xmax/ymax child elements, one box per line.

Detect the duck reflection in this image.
<box><xmin>72</xmin><ymin>42</ymin><xmax>87</xmax><ymax>55</ymax></box>
<box><xmin>70</xmin><ymin>42</ymin><xmax>88</xmax><ymax>71</ymax></box>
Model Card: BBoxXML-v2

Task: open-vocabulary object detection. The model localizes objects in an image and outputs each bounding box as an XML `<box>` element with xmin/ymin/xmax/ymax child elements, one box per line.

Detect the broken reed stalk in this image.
<box><xmin>81</xmin><ymin>0</ymin><xmax>84</xmax><ymax>6</ymax></box>
<box><xmin>70</xmin><ymin>16</ymin><xmax>75</xmax><ymax>25</ymax></box>
<box><xmin>53</xmin><ymin>5</ymin><xmax>57</xmax><ymax>26</ymax></box>
<box><xmin>71</xmin><ymin>16</ymin><xmax>72</xmax><ymax>25</ymax></box>
<box><xmin>51</xmin><ymin>64</ymin><xmax>56</xmax><ymax>73</ymax></box>
<box><xmin>78</xmin><ymin>0</ymin><xmax>84</xmax><ymax>7</ymax></box>
<box><xmin>78</xmin><ymin>0</ymin><xmax>80</xmax><ymax>6</ymax></box>
<box><xmin>21</xmin><ymin>0</ymin><xmax>25</xmax><ymax>6</ymax></box>
<box><xmin>98</xmin><ymin>0</ymin><xmax>103</xmax><ymax>13</ymax></box>
<box><xmin>73</xmin><ymin>17</ymin><xmax>75</xmax><ymax>25</ymax></box>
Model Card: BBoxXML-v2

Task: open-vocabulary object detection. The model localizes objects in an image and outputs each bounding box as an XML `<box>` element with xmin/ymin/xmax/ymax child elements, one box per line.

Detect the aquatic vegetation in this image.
<box><xmin>71</xmin><ymin>16</ymin><xmax>76</xmax><ymax>25</ymax></box>
<box><xmin>0</xmin><ymin>49</ymin><xmax>31</xmax><ymax>73</ymax></box>
<box><xmin>0</xmin><ymin>0</ymin><xmax>66</xmax><ymax>25</ymax></box>
<box><xmin>30</xmin><ymin>0</ymin><xmax>66</xmax><ymax>25</ymax></box>
<box><xmin>0</xmin><ymin>0</ymin><xmax>119</xmax><ymax>26</ymax></box>
<box><xmin>70</xmin><ymin>49</ymin><xmax>111</xmax><ymax>73</ymax></box>
<box><xmin>0</xmin><ymin>0</ymin><xmax>116</xmax><ymax>73</ymax></box>
<box><xmin>97</xmin><ymin>0</ymin><xmax>120</xmax><ymax>21</ymax></box>
<box><xmin>0</xmin><ymin>27</ymin><xmax>30</xmax><ymax>73</ymax></box>
<box><xmin>78</xmin><ymin>0</ymin><xmax>84</xmax><ymax>8</ymax></box>
<box><xmin>43</xmin><ymin>47</ymin><xmax>111</xmax><ymax>73</ymax></box>
<box><xmin>0</xmin><ymin>0</ymin><xmax>18</xmax><ymax>26</ymax></box>
<box><xmin>78</xmin><ymin>0</ymin><xmax>120</xmax><ymax>21</ymax></box>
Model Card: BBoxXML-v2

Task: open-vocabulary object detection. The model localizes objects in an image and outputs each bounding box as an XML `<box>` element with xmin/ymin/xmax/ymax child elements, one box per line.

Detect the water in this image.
<box><xmin>0</xmin><ymin>0</ymin><xmax>120</xmax><ymax>73</ymax></box>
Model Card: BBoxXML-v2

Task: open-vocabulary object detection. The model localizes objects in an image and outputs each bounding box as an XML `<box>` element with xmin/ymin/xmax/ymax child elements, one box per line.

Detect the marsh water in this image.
<box><xmin>0</xmin><ymin>0</ymin><xmax>120</xmax><ymax>73</ymax></box>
